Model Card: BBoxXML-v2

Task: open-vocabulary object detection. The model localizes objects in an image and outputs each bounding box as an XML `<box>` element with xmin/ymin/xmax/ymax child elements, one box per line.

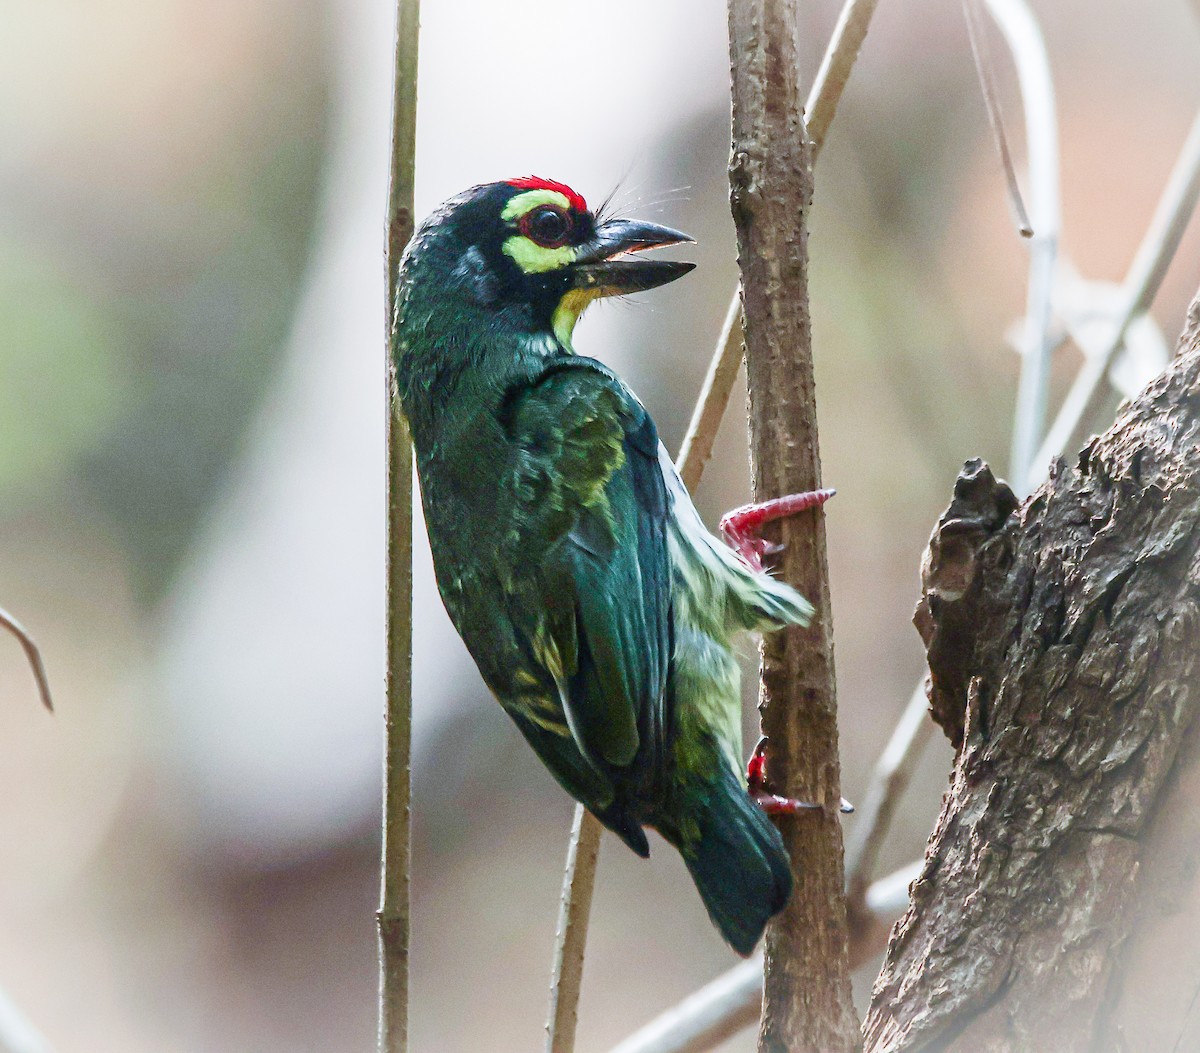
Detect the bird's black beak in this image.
<box><xmin>570</xmin><ymin>218</ymin><xmax>695</xmax><ymax>295</ymax></box>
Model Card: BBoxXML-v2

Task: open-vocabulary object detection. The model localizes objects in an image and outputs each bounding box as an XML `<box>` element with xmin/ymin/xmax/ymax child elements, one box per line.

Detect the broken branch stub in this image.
<box><xmin>912</xmin><ymin>459</ymin><xmax>1018</xmax><ymax>749</ymax></box>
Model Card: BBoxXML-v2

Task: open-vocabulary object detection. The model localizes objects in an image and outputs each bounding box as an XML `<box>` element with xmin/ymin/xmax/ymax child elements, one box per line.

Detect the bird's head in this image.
<box><xmin>402</xmin><ymin>177</ymin><xmax>694</xmax><ymax>348</ymax></box>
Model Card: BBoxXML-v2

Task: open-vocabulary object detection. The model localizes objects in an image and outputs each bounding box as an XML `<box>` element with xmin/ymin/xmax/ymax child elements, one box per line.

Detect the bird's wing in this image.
<box><xmin>501</xmin><ymin>359</ymin><xmax>671</xmax><ymax>777</ymax></box>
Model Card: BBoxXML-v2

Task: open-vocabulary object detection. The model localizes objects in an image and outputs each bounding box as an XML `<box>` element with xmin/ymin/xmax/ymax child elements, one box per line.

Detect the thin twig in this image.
<box><xmin>0</xmin><ymin>985</ymin><xmax>54</xmax><ymax>1053</ymax></box>
<box><xmin>385</xmin><ymin>1</ymin><xmax>420</xmax><ymax>312</ymax></box>
<box><xmin>1027</xmin><ymin>104</ymin><xmax>1200</xmax><ymax>493</ymax></box>
<box><xmin>962</xmin><ymin>0</ymin><xmax>1033</xmax><ymax>238</ymax></box>
<box><xmin>379</xmin><ymin>2</ymin><xmax>419</xmax><ymax>1052</ymax></box>
<box><xmin>605</xmin><ymin>861</ymin><xmax>922</xmax><ymax>1053</ymax></box>
<box><xmin>546</xmin><ymin>808</ymin><xmax>603</xmax><ymax>1053</ymax></box>
<box><xmin>865</xmin><ymin>860</ymin><xmax>923</xmax><ymax>918</ymax></box>
<box><xmin>844</xmin><ymin>684</ymin><xmax>935</xmax><ymax>892</ymax></box>
<box><xmin>980</xmin><ymin>0</ymin><xmax>1060</xmax><ymax>493</ymax></box>
<box><xmin>806</xmin><ymin>0</ymin><xmax>881</xmax><ymax>155</ymax></box>
<box><xmin>545</xmin><ymin>2</ymin><xmax>884</xmax><ymax>1049</ymax></box>
<box><xmin>676</xmin><ymin>295</ymin><xmax>744</xmax><ymax>493</ymax></box>
<box><xmin>675</xmin><ymin>287</ymin><xmax>744</xmax><ymax>494</ymax></box>
<box><xmin>0</xmin><ymin>607</ymin><xmax>52</xmax><ymax>713</ymax></box>
<box><xmin>609</xmin><ymin>958</ymin><xmax>763</xmax><ymax>1053</ymax></box>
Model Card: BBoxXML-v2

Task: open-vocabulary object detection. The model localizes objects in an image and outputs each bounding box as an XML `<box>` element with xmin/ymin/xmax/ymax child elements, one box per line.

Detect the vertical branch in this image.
<box><xmin>684</xmin><ymin>0</ymin><xmax>879</xmax><ymax>501</ymax></box>
<box><xmin>379</xmin><ymin>2</ymin><xmax>419</xmax><ymax>1052</ymax></box>
<box><xmin>548</xmin><ymin>4</ymin><xmax>879</xmax><ymax>1047</ymax></box>
<box><xmin>546</xmin><ymin>807</ymin><xmax>603</xmax><ymax>1053</ymax></box>
<box><xmin>385</xmin><ymin>0</ymin><xmax>420</xmax><ymax>308</ymax></box>
<box><xmin>726</xmin><ymin>1</ymin><xmax>857</xmax><ymax>1051</ymax></box>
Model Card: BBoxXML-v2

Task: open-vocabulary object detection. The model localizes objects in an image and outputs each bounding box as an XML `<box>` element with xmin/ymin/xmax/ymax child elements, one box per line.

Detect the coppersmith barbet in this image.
<box><xmin>393</xmin><ymin>177</ymin><xmax>832</xmax><ymax>954</ymax></box>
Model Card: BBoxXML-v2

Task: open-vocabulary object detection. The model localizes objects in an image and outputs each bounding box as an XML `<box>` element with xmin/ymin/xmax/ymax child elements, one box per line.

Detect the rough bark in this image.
<box><xmin>863</xmin><ymin>297</ymin><xmax>1200</xmax><ymax>1052</ymax></box>
<box><xmin>727</xmin><ymin>2</ymin><xmax>857</xmax><ymax>1051</ymax></box>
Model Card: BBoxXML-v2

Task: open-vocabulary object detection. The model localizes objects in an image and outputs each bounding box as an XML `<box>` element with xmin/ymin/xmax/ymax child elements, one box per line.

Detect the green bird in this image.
<box><xmin>394</xmin><ymin>177</ymin><xmax>832</xmax><ymax>955</ymax></box>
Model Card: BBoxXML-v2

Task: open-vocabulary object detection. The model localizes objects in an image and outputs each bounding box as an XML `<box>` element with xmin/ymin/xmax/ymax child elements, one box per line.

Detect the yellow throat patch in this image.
<box><xmin>551</xmin><ymin>288</ymin><xmax>602</xmax><ymax>349</ymax></box>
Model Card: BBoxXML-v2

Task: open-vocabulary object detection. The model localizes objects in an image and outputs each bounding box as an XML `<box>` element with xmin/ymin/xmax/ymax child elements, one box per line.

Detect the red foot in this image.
<box><xmin>746</xmin><ymin>736</ymin><xmax>855</xmax><ymax>815</ymax></box>
<box><xmin>746</xmin><ymin>736</ymin><xmax>820</xmax><ymax>815</ymax></box>
<box><xmin>720</xmin><ymin>488</ymin><xmax>836</xmax><ymax>572</ymax></box>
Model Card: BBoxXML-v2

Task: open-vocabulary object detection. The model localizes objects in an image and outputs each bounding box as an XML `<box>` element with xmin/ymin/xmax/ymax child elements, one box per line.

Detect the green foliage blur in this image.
<box><xmin>0</xmin><ymin>5</ymin><xmax>328</xmax><ymax>601</ymax></box>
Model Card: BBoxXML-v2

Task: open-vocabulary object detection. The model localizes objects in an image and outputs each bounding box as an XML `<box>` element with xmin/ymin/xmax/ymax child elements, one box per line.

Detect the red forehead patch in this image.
<box><xmin>506</xmin><ymin>176</ymin><xmax>587</xmax><ymax>213</ymax></box>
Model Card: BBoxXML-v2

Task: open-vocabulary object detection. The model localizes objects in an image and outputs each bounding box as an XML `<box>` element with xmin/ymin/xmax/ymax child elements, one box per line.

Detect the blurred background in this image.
<box><xmin>1</xmin><ymin>0</ymin><xmax>1198</xmax><ymax>1050</ymax></box>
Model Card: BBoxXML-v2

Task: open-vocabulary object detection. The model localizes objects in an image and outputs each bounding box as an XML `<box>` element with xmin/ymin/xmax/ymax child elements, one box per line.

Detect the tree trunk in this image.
<box><xmin>863</xmin><ymin>293</ymin><xmax>1200</xmax><ymax>1052</ymax></box>
<box><xmin>726</xmin><ymin>2</ymin><xmax>858</xmax><ymax>1051</ymax></box>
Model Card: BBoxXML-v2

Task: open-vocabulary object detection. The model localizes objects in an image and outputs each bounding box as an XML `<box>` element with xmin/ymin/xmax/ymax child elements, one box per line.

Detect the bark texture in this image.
<box><xmin>863</xmin><ymin>300</ymin><xmax>1200</xmax><ymax>1052</ymax></box>
<box><xmin>727</xmin><ymin>2</ymin><xmax>857</xmax><ymax>1051</ymax></box>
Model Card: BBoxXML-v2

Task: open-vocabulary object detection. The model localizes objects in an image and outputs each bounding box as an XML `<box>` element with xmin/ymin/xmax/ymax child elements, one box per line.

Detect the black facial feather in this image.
<box><xmin>452</xmin><ymin>245</ymin><xmax>500</xmax><ymax>306</ymax></box>
<box><xmin>439</xmin><ymin>182</ymin><xmax>596</xmax><ymax>330</ymax></box>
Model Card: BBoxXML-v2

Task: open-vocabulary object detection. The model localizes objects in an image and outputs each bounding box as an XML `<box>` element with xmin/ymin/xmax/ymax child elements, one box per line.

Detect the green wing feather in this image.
<box><xmin>501</xmin><ymin>359</ymin><xmax>671</xmax><ymax>783</ymax></box>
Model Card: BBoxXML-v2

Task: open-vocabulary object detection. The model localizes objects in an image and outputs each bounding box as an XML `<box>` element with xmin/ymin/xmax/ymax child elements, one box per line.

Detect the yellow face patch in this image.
<box><xmin>502</xmin><ymin>235</ymin><xmax>577</xmax><ymax>274</ymax></box>
<box><xmin>501</xmin><ymin>188</ymin><xmax>579</xmax><ymax>274</ymax></box>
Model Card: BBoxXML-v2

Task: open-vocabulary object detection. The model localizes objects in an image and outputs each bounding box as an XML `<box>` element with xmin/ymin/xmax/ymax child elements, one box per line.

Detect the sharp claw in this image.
<box><xmin>754</xmin><ymin>792</ymin><xmax>853</xmax><ymax>817</ymax></box>
<box><xmin>754</xmin><ymin>792</ymin><xmax>822</xmax><ymax>816</ymax></box>
<box><xmin>725</xmin><ymin>535</ymin><xmax>766</xmax><ymax>574</ymax></box>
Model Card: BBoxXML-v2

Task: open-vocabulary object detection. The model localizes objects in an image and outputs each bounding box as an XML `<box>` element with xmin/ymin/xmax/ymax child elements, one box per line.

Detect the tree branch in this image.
<box><xmin>1027</xmin><ymin>106</ymin><xmax>1200</xmax><ymax>493</ymax></box>
<box><xmin>546</xmin><ymin>806</ymin><xmax>602</xmax><ymax>1053</ymax></box>
<box><xmin>806</xmin><ymin>0</ymin><xmax>879</xmax><ymax>153</ymax></box>
<box><xmin>609</xmin><ymin>958</ymin><xmax>763</xmax><ymax>1053</ymax></box>
<box><xmin>728</xmin><ymin>1</ymin><xmax>857</xmax><ymax>1050</ymax></box>
<box><xmin>680</xmin><ymin>0</ymin><xmax>879</xmax><ymax>499</ymax></box>
<box><xmin>0</xmin><ymin>984</ymin><xmax>54</xmax><ymax>1053</ymax></box>
<box><xmin>379</xmin><ymin>1</ymin><xmax>419</xmax><ymax>1051</ymax></box>
<box><xmin>864</xmin><ymin>292</ymin><xmax>1200</xmax><ymax>1052</ymax></box>
<box><xmin>0</xmin><ymin>607</ymin><xmax>52</xmax><ymax>713</ymax></box>
<box><xmin>840</xmin><ymin>686</ymin><xmax>931</xmax><ymax>906</ymax></box>
<box><xmin>605</xmin><ymin>862</ymin><xmax>921</xmax><ymax>1053</ymax></box>
<box><xmin>677</xmin><ymin>295</ymin><xmax>745</xmax><ymax>493</ymax></box>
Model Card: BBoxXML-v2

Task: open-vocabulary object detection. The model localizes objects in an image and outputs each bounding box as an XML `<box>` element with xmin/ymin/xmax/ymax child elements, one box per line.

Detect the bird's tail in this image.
<box><xmin>663</xmin><ymin>763</ymin><xmax>794</xmax><ymax>956</ymax></box>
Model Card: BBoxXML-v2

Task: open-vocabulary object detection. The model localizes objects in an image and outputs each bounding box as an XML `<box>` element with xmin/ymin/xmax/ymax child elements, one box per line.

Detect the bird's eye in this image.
<box><xmin>520</xmin><ymin>205</ymin><xmax>573</xmax><ymax>248</ymax></box>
